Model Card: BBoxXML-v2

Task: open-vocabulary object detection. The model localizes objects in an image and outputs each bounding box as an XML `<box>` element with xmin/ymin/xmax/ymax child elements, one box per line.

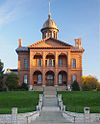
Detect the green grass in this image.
<box><xmin>58</xmin><ymin>91</ymin><xmax>100</xmax><ymax>113</ymax></box>
<box><xmin>0</xmin><ymin>91</ymin><xmax>41</xmax><ymax>114</ymax></box>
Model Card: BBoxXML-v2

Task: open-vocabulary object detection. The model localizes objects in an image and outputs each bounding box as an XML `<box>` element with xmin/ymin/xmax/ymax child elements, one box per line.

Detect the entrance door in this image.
<box><xmin>47</xmin><ymin>74</ymin><xmax>54</xmax><ymax>86</ymax></box>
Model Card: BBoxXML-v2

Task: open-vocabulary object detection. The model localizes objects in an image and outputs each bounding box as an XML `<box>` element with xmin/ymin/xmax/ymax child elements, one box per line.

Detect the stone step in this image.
<box><xmin>34</xmin><ymin>111</ymin><xmax>70</xmax><ymax>123</ymax></box>
<box><xmin>44</xmin><ymin>95</ymin><xmax>56</xmax><ymax>98</ymax></box>
<box><xmin>42</xmin><ymin>106</ymin><xmax>60</xmax><ymax>111</ymax></box>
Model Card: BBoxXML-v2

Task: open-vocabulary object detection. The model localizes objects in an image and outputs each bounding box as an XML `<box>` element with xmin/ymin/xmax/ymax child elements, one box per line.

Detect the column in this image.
<box><xmin>55</xmin><ymin>52</ymin><xmax>58</xmax><ymax>85</ymax></box>
<box><xmin>29</xmin><ymin>51</ymin><xmax>33</xmax><ymax>90</ymax></box>
<box><xmin>42</xmin><ymin>52</ymin><xmax>46</xmax><ymax>86</ymax></box>
<box><xmin>43</xmin><ymin>52</ymin><xmax>45</xmax><ymax>68</ymax></box>
<box><xmin>67</xmin><ymin>51</ymin><xmax>71</xmax><ymax>85</ymax></box>
<box><xmin>55</xmin><ymin>52</ymin><xmax>58</xmax><ymax>68</ymax></box>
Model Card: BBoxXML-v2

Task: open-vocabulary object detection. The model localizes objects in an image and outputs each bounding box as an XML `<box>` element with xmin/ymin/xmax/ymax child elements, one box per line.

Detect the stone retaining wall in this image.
<box><xmin>0</xmin><ymin>111</ymin><xmax>39</xmax><ymax>124</ymax></box>
<box><xmin>63</xmin><ymin>111</ymin><xmax>100</xmax><ymax>123</ymax></box>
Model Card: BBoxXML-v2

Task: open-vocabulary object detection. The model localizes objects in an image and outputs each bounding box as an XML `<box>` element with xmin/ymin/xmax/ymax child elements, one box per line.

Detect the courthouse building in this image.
<box><xmin>16</xmin><ymin>12</ymin><xmax>84</xmax><ymax>89</ymax></box>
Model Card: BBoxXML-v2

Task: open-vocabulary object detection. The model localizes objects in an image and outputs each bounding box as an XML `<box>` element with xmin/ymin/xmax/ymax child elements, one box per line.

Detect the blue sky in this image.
<box><xmin>0</xmin><ymin>0</ymin><xmax>100</xmax><ymax>81</ymax></box>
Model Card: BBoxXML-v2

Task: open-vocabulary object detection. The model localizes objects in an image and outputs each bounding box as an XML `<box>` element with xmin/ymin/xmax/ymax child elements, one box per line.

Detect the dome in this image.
<box><xmin>42</xmin><ymin>15</ymin><xmax>59</xmax><ymax>30</ymax></box>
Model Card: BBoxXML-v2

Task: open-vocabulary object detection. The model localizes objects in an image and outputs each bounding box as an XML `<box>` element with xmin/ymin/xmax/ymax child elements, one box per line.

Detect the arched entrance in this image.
<box><xmin>45</xmin><ymin>71</ymin><xmax>55</xmax><ymax>86</ymax></box>
<box><xmin>33</xmin><ymin>71</ymin><xmax>42</xmax><ymax>85</ymax></box>
<box><xmin>33</xmin><ymin>54</ymin><xmax>42</xmax><ymax>67</ymax></box>
<box><xmin>58</xmin><ymin>71</ymin><xmax>67</xmax><ymax>85</ymax></box>
<box><xmin>45</xmin><ymin>53</ymin><xmax>55</xmax><ymax>67</ymax></box>
<box><xmin>58</xmin><ymin>53</ymin><xmax>67</xmax><ymax>67</ymax></box>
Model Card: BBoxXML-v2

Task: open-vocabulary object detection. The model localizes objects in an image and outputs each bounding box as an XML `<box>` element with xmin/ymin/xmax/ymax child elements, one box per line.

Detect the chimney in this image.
<box><xmin>18</xmin><ymin>38</ymin><xmax>22</xmax><ymax>48</ymax></box>
<box><xmin>75</xmin><ymin>38</ymin><xmax>82</xmax><ymax>49</ymax></box>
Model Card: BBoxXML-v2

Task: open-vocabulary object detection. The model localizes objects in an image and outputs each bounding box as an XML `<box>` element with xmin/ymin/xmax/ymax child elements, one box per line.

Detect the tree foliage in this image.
<box><xmin>0</xmin><ymin>59</ymin><xmax>3</xmax><ymax>72</ymax></box>
<box><xmin>81</xmin><ymin>75</ymin><xmax>98</xmax><ymax>91</ymax></box>
<box><xmin>96</xmin><ymin>82</ymin><xmax>100</xmax><ymax>91</ymax></box>
<box><xmin>0</xmin><ymin>60</ymin><xmax>4</xmax><ymax>91</ymax></box>
<box><xmin>71</xmin><ymin>80</ymin><xmax>80</xmax><ymax>91</ymax></box>
<box><xmin>5</xmin><ymin>73</ymin><xmax>19</xmax><ymax>90</ymax></box>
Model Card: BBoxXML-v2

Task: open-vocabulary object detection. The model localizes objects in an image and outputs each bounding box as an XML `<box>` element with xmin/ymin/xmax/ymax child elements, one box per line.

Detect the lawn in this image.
<box><xmin>59</xmin><ymin>91</ymin><xmax>100</xmax><ymax>113</ymax></box>
<box><xmin>0</xmin><ymin>91</ymin><xmax>41</xmax><ymax>114</ymax></box>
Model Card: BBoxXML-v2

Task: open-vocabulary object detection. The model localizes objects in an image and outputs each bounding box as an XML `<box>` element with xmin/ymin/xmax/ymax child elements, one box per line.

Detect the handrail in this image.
<box><xmin>26</xmin><ymin>111</ymin><xmax>38</xmax><ymax>118</ymax></box>
<box><xmin>63</xmin><ymin>111</ymin><xmax>76</xmax><ymax>123</ymax></box>
<box><xmin>26</xmin><ymin>111</ymin><xmax>39</xmax><ymax>124</ymax></box>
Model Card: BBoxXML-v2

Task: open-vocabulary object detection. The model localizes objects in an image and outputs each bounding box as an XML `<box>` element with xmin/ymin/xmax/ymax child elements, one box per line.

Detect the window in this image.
<box><xmin>72</xmin><ymin>59</ymin><xmax>76</xmax><ymax>68</ymax></box>
<box><xmin>49</xmin><ymin>59</ymin><xmax>52</xmax><ymax>66</ymax></box>
<box><xmin>72</xmin><ymin>75</ymin><xmax>77</xmax><ymax>82</ymax></box>
<box><xmin>59</xmin><ymin>58</ymin><xmax>63</xmax><ymax>66</ymax></box>
<box><xmin>47</xmin><ymin>59</ymin><xmax>54</xmax><ymax>67</ymax></box>
<box><xmin>58</xmin><ymin>74</ymin><xmax>63</xmax><ymax>84</ymax></box>
<box><xmin>24</xmin><ymin>59</ymin><xmax>28</xmax><ymax>69</ymax></box>
<box><xmin>37</xmin><ymin>74</ymin><xmax>42</xmax><ymax>84</ymax></box>
<box><xmin>37</xmin><ymin>59</ymin><xmax>42</xmax><ymax>67</ymax></box>
<box><xmin>24</xmin><ymin>75</ymin><xmax>28</xmax><ymax>84</ymax></box>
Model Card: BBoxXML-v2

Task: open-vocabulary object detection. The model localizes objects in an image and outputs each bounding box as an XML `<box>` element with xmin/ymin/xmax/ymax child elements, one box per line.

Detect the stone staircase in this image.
<box><xmin>43</xmin><ymin>86</ymin><xmax>57</xmax><ymax>97</ymax></box>
<box><xmin>30</xmin><ymin>86</ymin><xmax>70</xmax><ymax>124</ymax></box>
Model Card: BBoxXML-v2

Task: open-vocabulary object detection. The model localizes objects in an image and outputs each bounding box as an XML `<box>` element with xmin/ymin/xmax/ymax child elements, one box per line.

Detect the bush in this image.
<box><xmin>5</xmin><ymin>73</ymin><xmax>19</xmax><ymax>91</ymax></box>
<box><xmin>71</xmin><ymin>80</ymin><xmax>80</xmax><ymax>91</ymax></box>
<box><xmin>21</xmin><ymin>83</ymin><xmax>28</xmax><ymax>90</ymax></box>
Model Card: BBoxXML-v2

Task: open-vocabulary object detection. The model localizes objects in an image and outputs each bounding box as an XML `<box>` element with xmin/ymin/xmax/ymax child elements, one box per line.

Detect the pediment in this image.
<box><xmin>29</xmin><ymin>38</ymin><xmax>72</xmax><ymax>48</ymax></box>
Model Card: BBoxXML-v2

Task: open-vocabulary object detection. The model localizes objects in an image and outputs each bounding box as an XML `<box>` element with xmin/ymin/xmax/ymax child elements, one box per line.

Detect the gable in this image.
<box><xmin>29</xmin><ymin>38</ymin><xmax>72</xmax><ymax>48</ymax></box>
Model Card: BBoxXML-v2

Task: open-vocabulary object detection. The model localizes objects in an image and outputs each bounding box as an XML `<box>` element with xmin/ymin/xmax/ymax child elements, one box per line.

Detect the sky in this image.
<box><xmin>0</xmin><ymin>0</ymin><xmax>100</xmax><ymax>81</ymax></box>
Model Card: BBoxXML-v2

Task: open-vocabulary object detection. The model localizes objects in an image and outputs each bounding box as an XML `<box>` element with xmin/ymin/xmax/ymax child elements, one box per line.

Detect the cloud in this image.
<box><xmin>0</xmin><ymin>0</ymin><xmax>32</xmax><ymax>27</ymax></box>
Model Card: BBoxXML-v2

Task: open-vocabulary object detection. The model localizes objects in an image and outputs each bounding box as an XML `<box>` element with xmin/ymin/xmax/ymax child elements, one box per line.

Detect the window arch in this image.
<box><xmin>72</xmin><ymin>59</ymin><xmax>76</xmax><ymax>68</ymax></box>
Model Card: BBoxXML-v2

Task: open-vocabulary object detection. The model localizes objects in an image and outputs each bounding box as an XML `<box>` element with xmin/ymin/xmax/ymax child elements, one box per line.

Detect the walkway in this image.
<box><xmin>31</xmin><ymin>86</ymin><xmax>70</xmax><ymax>124</ymax></box>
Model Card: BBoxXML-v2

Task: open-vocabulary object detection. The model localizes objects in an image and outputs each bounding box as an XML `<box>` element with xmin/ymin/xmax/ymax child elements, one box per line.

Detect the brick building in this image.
<box><xmin>16</xmin><ymin>13</ymin><xmax>84</xmax><ymax>89</ymax></box>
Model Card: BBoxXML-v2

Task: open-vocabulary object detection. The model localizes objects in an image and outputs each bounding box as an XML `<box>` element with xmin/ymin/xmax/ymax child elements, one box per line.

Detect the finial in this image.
<box><xmin>48</xmin><ymin>0</ymin><xmax>51</xmax><ymax>18</ymax></box>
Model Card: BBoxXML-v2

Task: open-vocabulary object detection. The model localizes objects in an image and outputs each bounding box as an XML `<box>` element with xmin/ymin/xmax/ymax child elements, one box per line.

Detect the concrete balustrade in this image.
<box><xmin>11</xmin><ymin>107</ymin><xmax>18</xmax><ymax>124</ymax></box>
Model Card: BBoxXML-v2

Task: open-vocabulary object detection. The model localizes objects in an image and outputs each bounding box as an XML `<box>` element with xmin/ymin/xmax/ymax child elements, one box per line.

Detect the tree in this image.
<box><xmin>5</xmin><ymin>73</ymin><xmax>19</xmax><ymax>90</ymax></box>
<box><xmin>0</xmin><ymin>60</ymin><xmax>4</xmax><ymax>91</ymax></box>
<box><xmin>96</xmin><ymin>82</ymin><xmax>100</xmax><ymax>91</ymax></box>
<box><xmin>71</xmin><ymin>80</ymin><xmax>80</xmax><ymax>91</ymax></box>
<box><xmin>0</xmin><ymin>59</ymin><xmax>3</xmax><ymax>72</ymax></box>
<box><xmin>81</xmin><ymin>75</ymin><xmax>98</xmax><ymax>91</ymax></box>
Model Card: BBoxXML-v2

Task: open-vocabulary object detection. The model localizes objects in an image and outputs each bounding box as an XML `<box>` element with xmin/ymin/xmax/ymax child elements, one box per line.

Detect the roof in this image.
<box><xmin>16</xmin><ymin>47</ymin><xmax>28</xmax><ymax>52</ymax></box>
<box><xmin>28</xmin><ymin>37</ymin><xmax>73</xmax><ymax>49</ymax></box>
<box><xmin>41</xmin><ymin>15</ymin><xmax>59</xmax><ymax>31</ymax></box>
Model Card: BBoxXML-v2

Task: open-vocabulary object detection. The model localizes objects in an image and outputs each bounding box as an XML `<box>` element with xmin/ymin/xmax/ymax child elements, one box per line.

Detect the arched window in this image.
<box><xmin>24</xmin><ymin>75</ymin><xmax>28</xmax><ymax>84</ymax></box>
<box><xmin>37</xmin><ymin>74</ymin><xmax>42</xmax><ymax>84</ymax></box>
<box><xmin>58</xmin><ymin>74</ymin><xmax>63</xmax><ymax>84</ymax></box>
<box><xmin>72</xmin><ymin>59</ymin><xmax>76</xmax><ymax>68</ymax></box>
<box><xmin>72</xmin><ymin>75</ymin><xmax>77</xmax><ymax>82</ymax></box>
<box><xmin>58</xmin><ymin>58</ymin><xmax>63</xmax><ymax>66</ymax></box>
<box><xmin>37</xmin><ymin>59</ymin><xmax>42</xmax><ymax>67</ymax></box>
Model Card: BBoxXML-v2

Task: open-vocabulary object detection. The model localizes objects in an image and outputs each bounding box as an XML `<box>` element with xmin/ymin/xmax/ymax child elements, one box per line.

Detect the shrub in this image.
<box><xmin>71</xmin><ymin>80</ymin><xmax>80</xmax><ymax>91</ymax></box>
<box><xmin>21</xmin><ymin>83</ymin><xmax>28</xmax><ymax>90</ymax></box>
